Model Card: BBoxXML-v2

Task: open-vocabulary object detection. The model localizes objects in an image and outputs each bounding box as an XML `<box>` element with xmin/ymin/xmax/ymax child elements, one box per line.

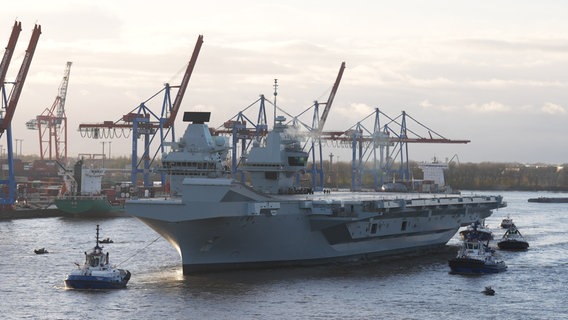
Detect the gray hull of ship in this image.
<box><xmin>127</xmin><ymin>181</ymin><xmax>501</xmax><ymax>273</ymax></box>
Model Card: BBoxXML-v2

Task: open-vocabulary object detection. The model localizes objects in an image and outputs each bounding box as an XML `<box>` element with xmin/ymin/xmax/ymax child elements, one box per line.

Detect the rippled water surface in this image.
<box><xmin>1</xmin><ymin>191</ymin><xmax>567</xmax><ymax>319</ymax></box>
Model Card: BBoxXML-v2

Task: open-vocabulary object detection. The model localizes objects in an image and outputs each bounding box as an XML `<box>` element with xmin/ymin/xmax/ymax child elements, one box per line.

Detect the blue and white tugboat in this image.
<box><xmin>449</xmin><ymin>236</ymin><xmax>507</xmax><ymax>274</ymax></box>
<box><xmin>64</xmin><ymin>225</ymin><xmax>131</xmax><ymax>289</ymax></box>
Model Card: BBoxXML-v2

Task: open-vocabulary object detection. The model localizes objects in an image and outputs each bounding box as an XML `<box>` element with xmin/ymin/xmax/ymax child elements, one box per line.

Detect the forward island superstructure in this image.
<box><xmin>126</xmin><ymin>112</ymin><xmax>505</xmax><ymax>274</ymax></box>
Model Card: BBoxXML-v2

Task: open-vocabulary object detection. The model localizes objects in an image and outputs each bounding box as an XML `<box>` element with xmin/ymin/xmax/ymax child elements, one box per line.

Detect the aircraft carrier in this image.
<box><xmin>126</xmin><ymin>112</ymin><xmax>505</xmax><ymax>274</ymax></box>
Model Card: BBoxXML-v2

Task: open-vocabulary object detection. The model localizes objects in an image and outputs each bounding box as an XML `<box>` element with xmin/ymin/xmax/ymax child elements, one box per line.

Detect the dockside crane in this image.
<box><xmin>330</xmin><ymin>108</ymin><xmax>470</xmax><ymax>191</ymax></box>
<box><xmin>309</xmin><ymin>62</ymin><xmax>345</xmax><ymax>190</ymax></box>
<box><xmin>317</xmin><ymin>62</ymin><xmax>345</xmax><ymax>133</ymax></box>
<box><xmin>0</xmin><ymin>22</ymin><xmax>21</xmax><ymax>110</ymax></box>
<box><xmin>213</xmin><ymin>62</ymin><xmax>345</xmax><ymax>191</ymax></box>
<box><xmin>209</xmin><ymin>59</ymin><xmax>469</xmax><ymax>192</ymax></box>
<box><xmin>214</xmin><ymin>90</ymin><xmax>469</xmax><ymax>192</ymax></box>
<box><xmin>0</xmin><ymin>22</ymin><xmax>41</xmax><ymax>206</ymax></box>
<box><xmin>26</xmin><ymin>61</ymin><xmax>72</xmax><ymax>162</ymax></box>
<box><xmin>78</xmin><ymin>35</ymin><xmax>203</xmax><ymax>191</ymax></box>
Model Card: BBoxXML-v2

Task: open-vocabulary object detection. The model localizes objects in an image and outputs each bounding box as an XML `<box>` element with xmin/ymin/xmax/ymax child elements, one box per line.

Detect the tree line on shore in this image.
<box><xmin>444</xmin><ymin>162</ymin><xmax>568</xmax><ymax>191</ymax></box>
<box><xmin>323</xmin><ymin>161</ymin><xmax>568</xmax><ymax>191</ymax></box>
<box><xmin>10</xmin><ymin>155</ymin><xmax>568</xmax><ymax>191</ymax></box>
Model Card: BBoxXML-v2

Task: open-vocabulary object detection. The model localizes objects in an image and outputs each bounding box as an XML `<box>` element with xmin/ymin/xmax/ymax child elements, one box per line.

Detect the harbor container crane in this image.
<box><xmin>0</xmin><ymin>22</ymin><xmax>41</xmax><ymax>207</ymax></box>
<box><xmin>320</xmin><ymin>108</ymin><xmax>470</xmax><ymax>191</ymax></box>
<box><xmin>214</xmin><ymin>82</ymin><xmax>470</xmax><ymax>193</ymax></box>
<box><xmin>26</xmin><ymin>61</ymin><xmax>72</xmax><ymax>162</ymax></box>
<box><xmin>78</xmin><ymin>35</ymin><xmax>203</xmax><ymax>191</ymax></box>
<box><xmin>309</xmin><ymin>61</ymin><xmax>345</xmax><ymax>190</ymax></box>
<box><xmin>213</xmin><ymin>62</ymin><xmax>345</xmax><ymax>191</ymax></box>
<box><xmin>316</xmin><ymin>62</ymin><xmax>345</xmax><ymax>133</ymax></box>
<box><xmin>0</xmin><ymin>22</ymin><xmax>21</xmax><ymax>109</ymax></box>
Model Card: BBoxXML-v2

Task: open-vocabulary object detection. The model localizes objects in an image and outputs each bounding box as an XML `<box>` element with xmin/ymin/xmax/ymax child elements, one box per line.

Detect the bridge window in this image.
<box><xmin>288</xmin><ymin>156</ymin><xmax>307</xmax><ymax>166</ymax></box>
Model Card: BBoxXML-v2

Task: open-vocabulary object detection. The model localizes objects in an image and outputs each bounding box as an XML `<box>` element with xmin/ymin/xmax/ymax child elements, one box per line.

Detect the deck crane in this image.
<box><xmin>26</xmin><ymin>61</ymin><xmax>72</xmax><ymax>162</ymax></box>
<box><xmin>0</xmin><ymin>22</ymin><xmax>41</xmax><ymax>207</ymax></box>
<box><xmin>78</xmin><ymin>35</ymin><xmax>203</xmax><ymax>191</ymax></box>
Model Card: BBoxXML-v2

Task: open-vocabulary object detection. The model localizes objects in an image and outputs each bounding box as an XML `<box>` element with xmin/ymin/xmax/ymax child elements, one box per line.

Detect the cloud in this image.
<box><xmin>541</xmin><ymin>102</ymin><xmax>566</xmax><ymax>114</ymax></box>
<box><xmin>419</xmin><ymin>99</ymin><xmax>456</xmax><ymax>112</ymax></box>
<box><xmin>453</xmin><ymin>38</ymin><xmax>568</xmax><ymax>54</ymax></box>
<box><xmin>332</xmin><ymin>103</ymin><xmax>375</xmax><ymax>126</ymax></box>
<box><xmin>466</xmin><ymin>101</ymin><xmax>511</xmax><ymax>113</ymax></box>
<box><xmin>469</xmin><ymin>78</ymin><xmax>566</xmax><ymax>88</ymax></box>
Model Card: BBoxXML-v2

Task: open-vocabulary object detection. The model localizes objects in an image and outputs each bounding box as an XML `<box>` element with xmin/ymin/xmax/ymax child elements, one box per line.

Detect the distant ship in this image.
<box><xmin>126</xmin><ymin>112</ymin><xmax>506</xmax><ymax>274</ymax></box>
<box><xmin>54</xmin><ymin>160</ymin><xmax>126</xmax><ymax>217</ymax></box>
<box><xmin>528</xmin><ymin>197</ymin><xmax>568</xmax><ymax>203</ymax></box>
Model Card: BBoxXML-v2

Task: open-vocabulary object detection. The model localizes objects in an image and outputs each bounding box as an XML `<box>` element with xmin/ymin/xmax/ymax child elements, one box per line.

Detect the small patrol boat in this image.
<box><xmin>64</xmin><ymin>225</ymin><xmax>131</xmax><ymax>289</ymax></box>
<box><xmin>34</xmin><ymin>248</ymin><xmax>48</xmax><ymax>254</ymax></box>
<box><xmin>100</xmin><ymin>237</ymin><xmax>113</xmax><ymax>244</ymax></box>
<box><xmin>483</xmin><ymin>286</ymin><xmax>495</xmax><ymax>295</ymax></box>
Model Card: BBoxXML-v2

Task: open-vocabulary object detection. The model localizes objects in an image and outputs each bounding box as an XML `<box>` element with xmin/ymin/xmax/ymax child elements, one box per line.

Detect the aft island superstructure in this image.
<box><xmin>126</xmin><ymin>112</ymin><xmax>505</xmax><ymax>274</ymax></box>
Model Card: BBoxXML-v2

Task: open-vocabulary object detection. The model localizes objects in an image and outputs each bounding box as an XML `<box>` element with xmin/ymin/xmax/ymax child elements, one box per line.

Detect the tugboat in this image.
<box><xmin>64</xmin><ymin>225</ymin><xmax>131</xmax><ymax>289</ymax></box>
<box><xmin>497</xmin><ymin>225</ymin><xmax>529</xmax><ymax>251</ymax></box>
<box><xmin>459</xmin><ymin>220</ymin><xmax>494</xmax><ymax>242</ymax></box>
<box><xmin>449</xmin><ymin>236</ymin><xmax>507</xmax><ymax>274</ymax></box>
<box><xmin>500</xmin><ymin>216</ymin><xmax>514</xmax><ymax>229</ymax></box>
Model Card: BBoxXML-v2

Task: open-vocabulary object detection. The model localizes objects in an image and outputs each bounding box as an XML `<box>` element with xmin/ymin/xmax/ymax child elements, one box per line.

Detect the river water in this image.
<box><xmin>1</xmin><ymin>190</ymin><xmax>567</xmax><ymax>319</ymax></box>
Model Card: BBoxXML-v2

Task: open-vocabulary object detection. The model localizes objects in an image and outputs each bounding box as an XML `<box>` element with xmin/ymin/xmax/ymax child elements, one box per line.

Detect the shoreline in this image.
<box><xmin>0</xmin><ymin>208</ymin><xmax>65</xmax><ymax>221</ymax></box>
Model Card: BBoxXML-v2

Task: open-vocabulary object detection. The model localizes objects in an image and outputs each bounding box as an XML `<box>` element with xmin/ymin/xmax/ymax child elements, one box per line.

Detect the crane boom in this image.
<box><xmin>0</xmin><ymin>21</ymin><xmax>21</xmax><ymax>90</ymax></box>
<box><xmin>1</xmin><ymin>24</ymin><xmax>41</xmax><ymax>132</ymax></box>
<box><xmin>57</xmin><ymin>61</ymin><xmax>72</xmax><ymax>118</ymax></box>
<box><xmin>26</xmin><ymin>61</ymin><xmax>72</xmax><ymax>129</ymax></box>
<box><xmin>77</xmin><ymin>35</ymin><xmax>204</xmax><ymax>190</ymax></box>
<box><xmin>165</xmin><ymin>34</ymin><xmax>203</xmax><ymax>128</ymax></box>
<box><xmin>26</xmin><ymin>61</ymin><xmax>72</xmax><ymax>161</ymax></box>
<box><xmin>318</xmin><ymin>61</ymin><xmax>345</xmax><ymax>132</ymax></box>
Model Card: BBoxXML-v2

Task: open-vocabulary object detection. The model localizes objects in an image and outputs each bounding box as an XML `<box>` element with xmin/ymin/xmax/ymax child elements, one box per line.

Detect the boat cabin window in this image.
<box><xmin>466</xmin><ymin>242</ymin><xmax>480</xmax><ymax>250</ymax></box>
<box><xmin>88</xmin><ymin>255</ymin><xmax>101</xmax><ymax>267</ymax></box>
<box><xmin>401</xmin><ymin>221</ymin><xmax>407</xmax><ymax>231</ymax></box>
<box><xmin>288</xmin><ymin>156</ymin><xmax>307</xmax><ymax>166</ymax></box>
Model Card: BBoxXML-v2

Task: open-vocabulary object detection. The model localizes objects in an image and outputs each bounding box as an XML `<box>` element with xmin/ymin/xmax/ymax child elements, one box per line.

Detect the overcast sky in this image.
<box><xmin>2</xmin><ymin>0</ymin><xmax>568</xmax><ymax>165</ymax></box>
